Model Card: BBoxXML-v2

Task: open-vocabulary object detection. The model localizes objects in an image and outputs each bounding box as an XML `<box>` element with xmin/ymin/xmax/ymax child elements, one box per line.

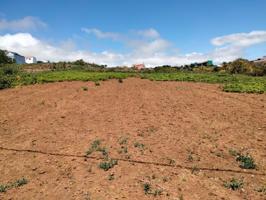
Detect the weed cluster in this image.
<box><xmin>86</xmin><ymin>140</ymin><xmax>108</xmax><ymax>157</ymax></box>
<box><xmin>143</xmin><ymin>182</ymin><xmax>163</xmax><ymax>196</ymax></box>
<box><xmin>99</xmin><ymin>159</ymin><xmax>118</xmax><ymax>171</ymax></box>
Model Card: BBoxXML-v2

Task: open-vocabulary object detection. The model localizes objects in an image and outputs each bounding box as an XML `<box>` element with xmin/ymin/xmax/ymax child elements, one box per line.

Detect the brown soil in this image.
<box><xmin>0</xmin><ymin>78</ymin><xmax>265</xmax><ymax>200</ymax></box>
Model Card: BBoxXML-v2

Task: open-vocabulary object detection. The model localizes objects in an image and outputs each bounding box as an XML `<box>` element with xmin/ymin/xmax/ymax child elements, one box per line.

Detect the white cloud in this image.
<box><xmin>81</xmin><ymin>28</ymin><xmax>122</xmax><ymax>40</ymax></box>
<box><xmin>1</xmin><ymin>30</ymin><xmax>266</xmax><ymax>67</ymax></box>
<box><xmin>0</xmin><ymin>16</ymin><xmax>46</xmax><ymax>31</ymax></box>
<box><xmin>211</xmin><ymin>31</ymin><xmax>266</xmax><ymax>47</ymax></box>
<box><xmin>135</xmin><ymin>28</ymin><xmax>160</xmax><ymax>38</ymax></box>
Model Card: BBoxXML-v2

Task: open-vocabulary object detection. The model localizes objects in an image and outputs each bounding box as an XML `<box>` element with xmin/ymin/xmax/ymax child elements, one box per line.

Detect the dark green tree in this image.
<box><xmin>0</xmin><ymin>50</ymin><xmax>14</xmax><ymax>64</ymax></box>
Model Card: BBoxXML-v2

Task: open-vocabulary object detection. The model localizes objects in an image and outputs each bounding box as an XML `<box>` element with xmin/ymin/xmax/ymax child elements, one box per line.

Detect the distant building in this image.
<box><xmin>133</xmin><ymin>63</ymin><xmax>145</xmax><ymax>70</ymax></box>
<box><xmin>25</xmin><ymin>56</ymin><xmax>37</xmax><ymax>64</ymax></box>
<box><xmin>6</xmin><ymin>51</ymin><xmax>25</xmax><ymax>64</ymax></box>
<box><xmin>192</xmin><ymin>60</ymin><xmax>213</xmax><ymax>67</ymax></box>
<box><xmin>253</xmin><ymin>56</ymin><xmax>266</xmax><ymax>63</ymax></box>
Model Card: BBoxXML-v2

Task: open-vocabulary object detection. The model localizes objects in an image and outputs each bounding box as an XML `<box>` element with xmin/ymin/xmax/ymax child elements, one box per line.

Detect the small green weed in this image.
<box><xmin>143</xmin><ymin>182</ymin><xmax>163</xmax><ymax>196</ymax></box>
<box><xmin>86</xmin><ymin>139</ymin><xmax>108</xmax><ymax>157</ymax></box>
<box><xmin>95</xmin><ymin>81</ymin><xmax>100</xmax><ymax>86</ymax></box>
<box><xmin>229</xmin><ymin>149</ymin><xmax>239</xmax><ymax>157</ymax></box>
<box><xmin>0</xmin><ymin>185</ymin><xmax>7</xmax><ymax>193</ymax></box>
<box><xmin>118</xmin><ymin>137</ymin><xmax>128</xmax><ymax>145</ymax></box>
<box><xmin>224</xmin><ymin>178</ymin><xmax>243</xmax><ymax>190</ymax></box>
<box><xmin>153</xmin><ymin>189</ymin><xmax>163</xmax><ymax>196</ymax></box>
<box><xmin>143</xmin><ymin>183</ymin><xmax>151</xmax><ymax>194</ymax></box>
<box><xmin>108</xmin><ymin>174</ymin><xmax>115</xmax><ymax>181</ymax></box>
<box><xmin>81</xmin><ymin>86</ymin><xmax>88</xmax><ymax>91</ymax></box>
<box><xmin>99</xmin><ymin>159</ymin><xmax>118</xmax><ymax>171</ymax></box>
<box><xmin>256</xmin><ymin>185</ymin><xmax>266</xmax><ymax>194</ymax></box>
<box><xmin>191</xmin><ymin>165</ymin><xmax>199</xmax><ymax>174</ymax></box>
<box><xmin>134</xmin><ymin>142</ymin><xmax>145</xmax><ymax>149</ymax></box>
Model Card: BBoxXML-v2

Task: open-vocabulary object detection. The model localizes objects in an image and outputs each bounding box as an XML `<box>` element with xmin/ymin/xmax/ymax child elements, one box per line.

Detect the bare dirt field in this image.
<box><xmin>0</xmin><ymin>78</ymin><xmax>265</xmax><ymax>200</ymax></box>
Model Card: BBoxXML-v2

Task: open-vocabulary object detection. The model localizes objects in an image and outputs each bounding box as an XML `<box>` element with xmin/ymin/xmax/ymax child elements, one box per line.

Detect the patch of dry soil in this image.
<box><xmin>0</xmin><ymin>78</ymin><xmax>265</xmax><ymax>199</ymax></box>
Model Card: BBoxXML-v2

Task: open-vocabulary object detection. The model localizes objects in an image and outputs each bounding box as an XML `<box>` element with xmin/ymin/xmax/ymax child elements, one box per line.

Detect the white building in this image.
<box><xmin>6</xmin><ymin>51</ymin><xmax>25</xmax><ymax>64</ymax></box>
<box><xmin>25</xmin><ymin>56</ymin><xmax>37</xmax><ymax>64</ymax></box>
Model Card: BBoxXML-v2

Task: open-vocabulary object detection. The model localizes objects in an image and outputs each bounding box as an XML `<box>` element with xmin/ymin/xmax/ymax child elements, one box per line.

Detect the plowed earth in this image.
<box><xmin>0</xmin><ymin>78</ymin><xmax>265</xmax><ymax>199</ymax></box>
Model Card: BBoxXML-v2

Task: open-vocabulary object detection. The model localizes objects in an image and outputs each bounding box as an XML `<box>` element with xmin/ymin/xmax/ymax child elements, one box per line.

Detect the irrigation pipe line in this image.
<box><xmin>0</xmin><ymin>146</ymin><xmax>265</xmax><ymax>176</ymax></box>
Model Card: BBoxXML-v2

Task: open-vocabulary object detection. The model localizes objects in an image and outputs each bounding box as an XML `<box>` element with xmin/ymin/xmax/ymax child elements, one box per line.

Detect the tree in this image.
<box><xmin>0</xmin><ymin>50</ymin><xmax>14</xmax><ymax>64</ymax></box>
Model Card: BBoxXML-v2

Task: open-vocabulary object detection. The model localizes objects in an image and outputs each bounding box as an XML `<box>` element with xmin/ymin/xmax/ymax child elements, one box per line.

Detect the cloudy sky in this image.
<box><xmin>0</xmin><ymin>0</ymin><xmax>266</xmax><ymax>67</ymax></box>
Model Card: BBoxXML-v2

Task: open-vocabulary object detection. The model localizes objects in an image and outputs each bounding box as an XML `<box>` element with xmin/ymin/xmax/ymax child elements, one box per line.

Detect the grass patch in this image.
<box><xmin>0</xmin><ymin>178</ymin><xmax>28</xmax><ymax>193</ymax></box>
<box><xmin>140</xmin><ymin>72</ymin><xmax>266</xmax><ymax>93</ymax></box>
<box><xmin>223</xmin><ymin>82</ymin><xmax>266</xmax><ymax>93</ymax></box>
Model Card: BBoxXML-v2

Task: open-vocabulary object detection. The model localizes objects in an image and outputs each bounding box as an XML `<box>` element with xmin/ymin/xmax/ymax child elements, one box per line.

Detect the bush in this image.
<box><xmin>0</xmin><ymin>75</ymin><xmax>14</xmax><ymax>89</ymax></box>
<box><xmin>224</xmin><ymin>59</ymin><xmax>253</xmax><ymax>74</ymax></box>
<box><xmin>1</xmin><ymin>65</ymin><xmax>19</xmax><ymax>75</ymax></box>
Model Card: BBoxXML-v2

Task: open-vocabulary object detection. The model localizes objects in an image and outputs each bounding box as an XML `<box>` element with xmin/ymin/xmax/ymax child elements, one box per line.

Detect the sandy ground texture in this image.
<box><xmin>0</xmin><ymin>78</ymin><xmax>265</xmax><ymax>200</ymax></box>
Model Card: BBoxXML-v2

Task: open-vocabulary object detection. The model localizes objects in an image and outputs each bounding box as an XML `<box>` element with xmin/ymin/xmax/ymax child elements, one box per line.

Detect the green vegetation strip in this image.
<box><xmin>1</xmin><ymin>65</ymin><xmax>266</xmax><ymax>93</ymax></box>
<box><xmin>0</xmin><ymin>178</ymin><xmax>28</xmax><ymax>193</ymax></box>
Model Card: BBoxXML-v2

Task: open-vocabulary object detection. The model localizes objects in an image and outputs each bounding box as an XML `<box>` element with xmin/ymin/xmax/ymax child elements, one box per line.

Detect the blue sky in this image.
<box><xmin>0</xmin><ymin>0</ymin><xmax>266</xmax><ymax>66</ymax></box>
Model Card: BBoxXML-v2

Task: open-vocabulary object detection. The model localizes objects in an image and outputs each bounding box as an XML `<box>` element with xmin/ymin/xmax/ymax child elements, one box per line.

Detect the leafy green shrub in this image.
<box><xmin>0</xmin><ymin>75</ymin><xmax>14</xmax><ymax>89</ymax></box>
<box><xmin>1</xmin><ymin>65</ymin><xmax>19</xmax><ymax>75</ymax></box>
<box><xmin>236</xmin><ymin>154</ymin><xmax>256</xmax><ymax>169</ymax></box>
<box><xmin>224</xmin><ymin>178</ymin><xmax>243</xmax><ymax>190</ymax></box>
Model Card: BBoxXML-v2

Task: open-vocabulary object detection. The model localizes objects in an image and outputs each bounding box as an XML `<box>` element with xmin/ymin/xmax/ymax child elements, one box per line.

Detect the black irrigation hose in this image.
<box><xmin>0</xmin><ymin>146</ymin><xmax>265</xmax><ymax>176</ymax></box>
